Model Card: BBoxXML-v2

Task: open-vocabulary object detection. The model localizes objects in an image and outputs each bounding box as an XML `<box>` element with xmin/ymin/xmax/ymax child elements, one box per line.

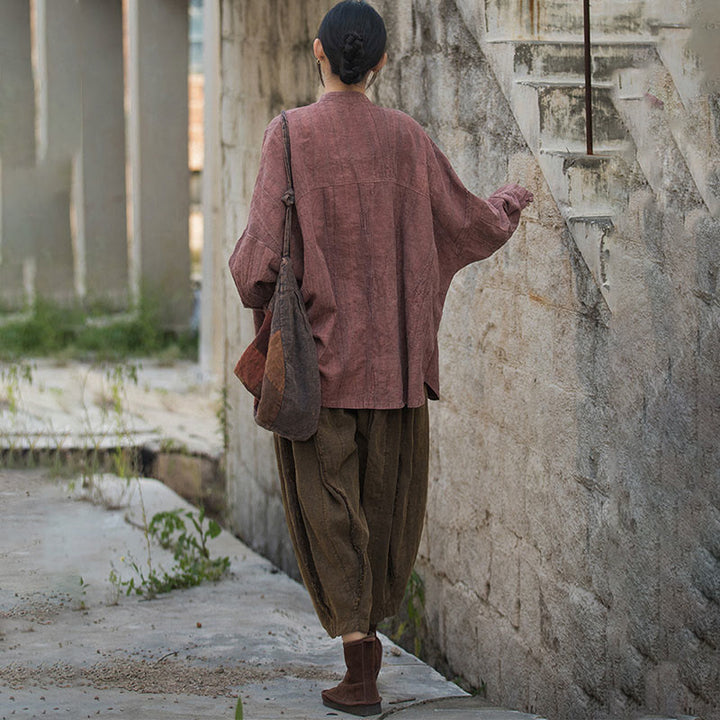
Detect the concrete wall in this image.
<box><xmin>0</xmin><ymin>0</ymin><xmax>191</xmax><ymax>325</ymax></box>
<box><xmin>218</xmin><ymin>1</ymin><xmax>720</xmax><ymax>718</ymax></box>
<box><xmin>0</xmin><ymin>0</ymin><xmax>38</xmax><ymax>308</ymax></box>
<box><xmin>200</xmin><ymin>0</ymin><xmax>225</xmax><ymax>378</ymax></box>
<box><xmin>218</xmin><ymin>0</ymin><xmax>328</xmax><ymax>574</ymax></box>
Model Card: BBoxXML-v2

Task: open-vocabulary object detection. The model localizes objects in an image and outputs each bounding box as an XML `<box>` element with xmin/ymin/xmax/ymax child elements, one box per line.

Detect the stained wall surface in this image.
<box><xmin>218</xmin><ymin>0</ymin><xmax>329</xmax><ymax>575</ymax></box>
<box><xmin>217</xmin><ymin>1</ymin><xmax>720</xmax><ymax>718</ymax></box>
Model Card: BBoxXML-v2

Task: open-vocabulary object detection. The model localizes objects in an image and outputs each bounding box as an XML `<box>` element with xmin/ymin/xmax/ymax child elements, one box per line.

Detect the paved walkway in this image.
<box><xmin>0</xmin><ymin>469</ymin><xmax>548</xmax><ymax>720</ymax></box>
<box><xmin>0</xmin><ymin>362</ymin><xmax>550</xmax><ymax>719</ymax></box>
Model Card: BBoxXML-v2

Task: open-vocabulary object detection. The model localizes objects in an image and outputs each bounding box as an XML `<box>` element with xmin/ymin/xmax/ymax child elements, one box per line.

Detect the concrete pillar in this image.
<box><xmin>32</xmin><ymin>0</ymin><xmax>81</xmax><ymax>305</ymax></box>
<box><xmin>76</xmin><ymin>0</ymin><xmax>128</xmax><ymax>309</ymax></box>
<box><xmin>200</xmin><ymin>0</ymin><xmax>225</xmax><ymax>377</ymax></box>
<box><xmin>1</xmin><ymin>163</ymin><xmax>75</xmax><ymax>308</ymax></box>
<box><xmin>35</xmin><ymin>0</ymin><xmax>82</xmax><ymax>165</ymax></box>
<box><xmin>0</xmin><ymin>1</ymin><xmax>35</xmax><ymax>167</ymax></box>
<box><xmin>0</xmin><ymin>0</ymin><xmax>36</xmax><ymax>309</ymax></box>
<box><xmin>127</xmin><ymin>0</ymin><xmax>191</xmax><ymax>329</ymax></box>
<box><xmin>0</xmin><ymin>165</ymin><xmax>34</xmax><ymax>310</ymax></box>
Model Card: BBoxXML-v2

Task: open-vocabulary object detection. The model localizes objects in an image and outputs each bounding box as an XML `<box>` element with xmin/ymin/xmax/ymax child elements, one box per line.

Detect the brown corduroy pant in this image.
<box><xmin>273</xmin><ymin>401</ymin><xmax>429</xmax><ymax>638</ymax></box>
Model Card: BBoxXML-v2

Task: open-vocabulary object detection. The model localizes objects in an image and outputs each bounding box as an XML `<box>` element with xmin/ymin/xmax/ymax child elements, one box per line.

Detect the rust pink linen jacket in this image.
<box><xmin>229</xmin><ymin>91</ymin><xmax>525</xmax><ymax>409</ymax></box>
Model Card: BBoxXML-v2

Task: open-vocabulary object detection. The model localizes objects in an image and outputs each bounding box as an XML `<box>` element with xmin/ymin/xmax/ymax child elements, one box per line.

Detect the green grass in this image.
<box><xmin>0</xmin><ymin>298</ymin><xmax>197</xmax><ymax>362</ymax></box>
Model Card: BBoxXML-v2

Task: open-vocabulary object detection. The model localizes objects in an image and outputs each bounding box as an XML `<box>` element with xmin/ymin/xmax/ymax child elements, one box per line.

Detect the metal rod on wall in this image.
<box><xmin>584</xmin><ymin>0</ymin><xmax>594</xmax><ymax>155</ymax></box>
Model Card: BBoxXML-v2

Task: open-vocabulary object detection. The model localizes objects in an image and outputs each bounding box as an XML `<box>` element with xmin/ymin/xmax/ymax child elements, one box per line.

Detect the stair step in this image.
<box><xmin>385</xmin><ymin>695</ymin><xmax>550</xmax><ymax>719</ymax></box>
<box><xmin>566</xmin><ymin>215</ymin><xmax>615</xmax><ymax>308</ymax></box>
<box><xmin>483</xmin><ymin>0</ymin><xmax>647</xmax><ymax>38</ymax></box>
<box><xmin>517</xmin><ymin>79</ymin><xmax>615</xmax><ymax>90</ymax></box>
<box><xmin>540</xmin><ymin>149</ymin><xmax>625</xmax><ymax>159</ymax></box>
<box><xmin>511</xmin><ymin>40</ymin><xmax>656</xmax><ymax>82</ymax></box>
<box><xmin>648</xmin><ymin>21</ymin><xmax>691</xmax><ymax>31</ymax></box>
<box><xmin>485</xmin><ymin>36</ymin><xmax>656</xmax><ymax>46</ymax></box>
<box><xmin>538</xmin><ymin>150</ymin><xmax>628</xmax><ymax>217</ymax></box>
<box><xmin>516</xmin><ymin>81</ymin><xmax>629</xmax><ymax>147</ymax></box>
<box><xmin>568</xmin><ymin>214</ymin><xmax>614</xmax><ymax>227</ymax></box>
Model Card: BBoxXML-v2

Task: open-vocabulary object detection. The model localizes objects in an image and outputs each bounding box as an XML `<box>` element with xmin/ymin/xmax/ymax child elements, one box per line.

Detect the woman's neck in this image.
<box><xmin>322</xmin><ymin>74</ymin><xmax>367</xmax><ymax>95</ymax></box>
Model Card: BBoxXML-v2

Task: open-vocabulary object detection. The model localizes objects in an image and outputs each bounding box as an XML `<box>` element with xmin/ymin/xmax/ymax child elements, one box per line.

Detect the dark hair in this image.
<box><xmin>318</xmin><ymin>1</ymin><xmax>387</xmax><ymax>85</ymax></box>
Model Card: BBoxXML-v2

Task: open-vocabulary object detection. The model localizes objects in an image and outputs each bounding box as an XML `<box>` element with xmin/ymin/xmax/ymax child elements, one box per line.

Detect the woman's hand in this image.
<box><xmin>519</xmin><ymin>187</ymin><xmax>534</xmax><ymax>209</ymax></box>
<box><xmin>506</xmin><ymin>184</ymin><xmax>534</xmax><ymax>210</ymax></box>
<box><xmin>490</xmin><ymin>183</ymin><xmax>534</xmax><ymax>214</ymax></box>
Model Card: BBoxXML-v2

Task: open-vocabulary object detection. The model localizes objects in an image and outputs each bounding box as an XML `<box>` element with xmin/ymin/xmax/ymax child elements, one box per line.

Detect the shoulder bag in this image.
<box><xmin>233</xmin><ymin>111</ymin><xmax>321</xmax><ymax>441</ymax></box>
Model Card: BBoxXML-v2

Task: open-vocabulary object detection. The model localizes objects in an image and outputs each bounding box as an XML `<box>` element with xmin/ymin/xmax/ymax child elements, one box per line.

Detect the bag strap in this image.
<box><xmin>280</xmin><ymin>111</ymin><xmax>295</xmax><ymax>259</ymax></box>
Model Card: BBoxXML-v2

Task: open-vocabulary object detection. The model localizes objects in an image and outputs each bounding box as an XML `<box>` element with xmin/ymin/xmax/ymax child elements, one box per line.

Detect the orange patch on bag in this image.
<box><xmin>265</xmin><ymin>330</ymin><xmax>286</xmax><ymax>392</ymax></box>
<box><xmin>234</xmin><ymin>344</ymin><xmax>266</xmax><ymax>398</ymax></box>
<box><xmin>255</xmin><ymin>330</ymin><xmax>285</xmax><ymax>425</ymax></box>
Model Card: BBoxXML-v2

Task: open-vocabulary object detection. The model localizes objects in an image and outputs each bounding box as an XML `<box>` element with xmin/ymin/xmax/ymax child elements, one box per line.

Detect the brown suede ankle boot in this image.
<box><xmin>334</xmin><ymin>632</ymin><xmax>382</xmax><ymax>684</ymax></box>
<box><xmin>321</xmin><ymin>636</ymin><xmax>382</xmax><ymax>716</ymax></box>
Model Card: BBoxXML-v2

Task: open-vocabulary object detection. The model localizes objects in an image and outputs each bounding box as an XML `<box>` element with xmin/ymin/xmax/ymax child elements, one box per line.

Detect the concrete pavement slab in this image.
<box><xmin>0</xmin><ymin>470</ymin><xmax>466</xmax><ymax>720</ymax></box>
<box><xmin>0</xmin><ymin>360</ymin><xmax>222</xmax><ymax>456</ymax></box>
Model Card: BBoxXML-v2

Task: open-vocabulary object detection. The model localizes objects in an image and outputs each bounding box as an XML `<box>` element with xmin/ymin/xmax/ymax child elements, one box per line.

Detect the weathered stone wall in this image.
<box><xmin>219</xmin><ymin>0</ymin><xmax>327</xmax><ymax>574</ymax></box>
<box><xmin>218</xmin><ymin>1</ymin><xmax>720</xmax><ymax>718</ymax></box>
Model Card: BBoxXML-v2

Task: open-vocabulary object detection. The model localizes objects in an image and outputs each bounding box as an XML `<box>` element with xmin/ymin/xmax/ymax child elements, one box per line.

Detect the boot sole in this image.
<box><xmin>322</xmin><ymin>696</ymin><xmax>382</xmax><ymax>717</ymax></box>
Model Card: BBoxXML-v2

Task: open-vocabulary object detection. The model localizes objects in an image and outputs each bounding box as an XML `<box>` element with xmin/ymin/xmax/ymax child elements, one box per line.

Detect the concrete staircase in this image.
<box><xmin>455</xmin><ymin>0</ymin><xmax>719</xmax><ymax>312</ymax></box>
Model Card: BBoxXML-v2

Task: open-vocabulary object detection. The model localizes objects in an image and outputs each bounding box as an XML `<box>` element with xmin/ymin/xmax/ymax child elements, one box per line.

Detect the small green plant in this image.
<box><xmin>112</xmin><ymin>507</ymin><xmax>230</xmax><ymax>599</ymax></box>
<box><xmin>0</xmin><ymin>362</ymin><xmax>34</xmax><ymax>414</ymax></box>
<box><xmin>158</xmin><ymin>437</ymin><xmax>189</xmax><ymax>454</ymax></box>
<box><xmin>111</xmin><ymin>447</ymin><xmax>139</xmax><ymax>484</ymax></box>
<box><xmin>451</xmin><ymin>675</ymin><xmax>487</xmax><ymax>697</ymax></box>
<box><xmin>67</xmin><ymin>362</ymin><xmax>143</xmax><ymax>507</ymax></box>
<box><xmin>235</xmin><ymin>696</ymin><xmax>244</xmax><ymax>720</ymax></box>
<box><xmin>98</xmin><ymin>362</ymin><xmax>142</xmax><ymax>483</ymax></box>
<box><xmin>0</xmin><ymin>362</ymin><xmax>35</xmax><ymax>466</ymax></box>
<box><xmin>387</xmin><ymin>569</ymin><xmax>425</xmax><ymax>657</ymax></box>
<box><xmin>217</xmin><ymin>385</ymin><xmax>230</xmax><ymax>451</ymax></box>
<box><xmin>73</xmin><ymin>575</ymin><xmax>90</xmax><ymax>611</ymax></box>
<box><xmin>103</xmin><ymin>362</ymin><xmax>139</xmax><ymax>418</ymax></box>
<box><xmin>107</xmin><ymin>566</ymin><xmax>122</xmax><ymax>606</ymax></box>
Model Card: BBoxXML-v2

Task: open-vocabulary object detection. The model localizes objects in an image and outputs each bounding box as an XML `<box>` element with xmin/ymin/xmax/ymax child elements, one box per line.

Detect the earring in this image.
<box><xmin>316</xmin><ymin>58</ymin><xmax>325</xmax><ymax>87</ymax></box>
<box><xmin>366</xmin><ymin>70</ymin><xmax>379</xmax><ymax>90</ymax></box>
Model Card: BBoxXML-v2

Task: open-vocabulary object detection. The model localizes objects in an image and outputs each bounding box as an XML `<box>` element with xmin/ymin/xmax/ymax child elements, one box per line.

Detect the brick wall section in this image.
<box><xmin>219</xmin><ymin>1</ymin><xmax>720</xmax><ymax>718</ymax></box>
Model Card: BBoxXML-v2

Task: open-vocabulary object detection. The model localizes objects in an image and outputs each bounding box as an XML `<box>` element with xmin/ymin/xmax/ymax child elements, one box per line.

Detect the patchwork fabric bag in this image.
<box><xmin>233</xmin><ymin>111</ymin><xmax>321</xmax><ymax>441</ymax></box>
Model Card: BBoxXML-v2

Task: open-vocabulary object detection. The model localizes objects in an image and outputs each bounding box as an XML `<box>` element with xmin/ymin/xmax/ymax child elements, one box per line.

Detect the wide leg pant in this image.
<box><xmin>274</xmin><ymin>401</ymin><xmax>429</xmax><ymax>638</ymax></box>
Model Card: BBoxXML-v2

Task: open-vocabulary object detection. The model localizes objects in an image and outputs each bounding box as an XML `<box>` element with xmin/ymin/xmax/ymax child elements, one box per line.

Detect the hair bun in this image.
<box><xmin>342</xmin><ymin>31</ymin><xmax>364</xmax><ymax>59</ymax></box>
<box><xmin>340</xmin><ymin>31</ymin><xmax>365</xmax><ymax>83</ymax></box>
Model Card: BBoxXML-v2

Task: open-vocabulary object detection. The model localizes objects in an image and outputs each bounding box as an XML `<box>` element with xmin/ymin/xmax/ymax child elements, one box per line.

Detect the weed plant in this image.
<box><xmin>110</xmin><ymin>507</ymin><xmax>230</xmax><ymax>598</ymax></box>
<box><xmin>379</xmin><ymin>569</ymin><xmax>426</xmax><ymax>657</ymax></box>
<box><xmin>0</xmin><ymin>361</ymin><xmax>36</xmax><ymax>466</ymax></box>
<box><xmin>0</xmin><ymin>362</ymin><xmax>34</xmax><ymax>413</ymax></box>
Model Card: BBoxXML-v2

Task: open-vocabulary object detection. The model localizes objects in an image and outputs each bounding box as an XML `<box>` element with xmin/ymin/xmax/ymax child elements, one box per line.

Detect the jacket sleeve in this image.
<box><xmin>228</xmin><ymin>115</ymin><xmax>287</xmax><ymax>309</ymax></box>
<box><xmin>426</xmin><ymin>137</ymin><xmax>526</xmax><ymax>277</ymax></box>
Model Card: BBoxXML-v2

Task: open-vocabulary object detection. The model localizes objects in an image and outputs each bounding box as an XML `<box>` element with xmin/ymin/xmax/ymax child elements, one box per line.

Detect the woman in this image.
<box><xmin>229</xmin><ymin>1</ymin><xmax>533</xmax><ymax>716</ymax></box>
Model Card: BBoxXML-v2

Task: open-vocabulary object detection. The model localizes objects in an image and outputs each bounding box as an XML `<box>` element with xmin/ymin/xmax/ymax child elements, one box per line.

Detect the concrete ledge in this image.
<box><xmin>380</xmin><ymin>696</ymin><xmax>547</xmax><ymax>719</ymax></box>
